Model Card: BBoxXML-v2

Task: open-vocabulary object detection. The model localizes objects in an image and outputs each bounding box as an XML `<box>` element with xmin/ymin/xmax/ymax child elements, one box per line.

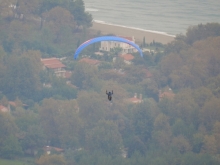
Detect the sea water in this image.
<box><xmin>84</xmin><ymin>0</ymin><xmax>220</xmax><ymax>36</ymax></box>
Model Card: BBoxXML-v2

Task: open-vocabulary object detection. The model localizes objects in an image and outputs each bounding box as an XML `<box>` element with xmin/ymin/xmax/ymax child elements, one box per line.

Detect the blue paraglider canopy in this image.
<box><xmin>74</xmin><ymin>36</ymin><xmax>143</xmax><ymax>59</ymax></box>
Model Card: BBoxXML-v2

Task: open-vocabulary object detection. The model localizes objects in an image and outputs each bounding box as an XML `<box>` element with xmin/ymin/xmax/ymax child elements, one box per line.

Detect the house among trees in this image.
<box><xmin>159</xmin><ymin>88</ymin><xmax>175</xmax><ymax>101</ymax></box>
<box><xmin>128</xmin><ymin>93</ymin><xmax>143</xmax><ymax>104</ymax></box>
<box><xmin>0</xmin><ymin>101</ymin><xmax>28</xmax><ymax>112</ymax></box>
<box><xmin>79</xmin><ymin>58</ymin><xmax>101</xmax><ymax>66</ymax></box>
<box><xmin>0</xmin><ymin>105</ymin><xmax>9</xmax><ymax>112</ymax></box>
<box><xmin>100</xmin><ymin>36</ymin><xmax>136</xmax><ymax>54</ymax></box>
<box><xmin>41</xmin><ymin>58</ymin><xmax>66</xmax><ymax>77</ymax></box>
<box><xmin>44</xmin><ymin>146</ymin><xmax>64</xmax><ymax>155</ymax></box>
<box><xmin>120</xmin><ymin>54</ymin><xmax>134</xmax><ymax>65</ymax></box>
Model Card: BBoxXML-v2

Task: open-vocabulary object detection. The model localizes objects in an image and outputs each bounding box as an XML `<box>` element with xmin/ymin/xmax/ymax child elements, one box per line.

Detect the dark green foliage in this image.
<box><xmin>172</xmin><ymin>118</ymin><xmax>195</xmax><ymax>139</ymax></box>
<box><xmin>34</xmin><ymin>84</ymin><xmax>77</xmax><ymax>102</ymax></box>
<box><xmin>0</xmin><ymin>112</ymin><xmax>22</xmax><ymax>159</ymax></box>
<box><xmin>0</xmin><ymin>56</ymin><xmax>40</xmax><ymax>100</ymax></box>
<box><xmin>132</xmin><ymin>101</ymin><xmax>155</xmax><ymax>142</ymax></box>
<box><xmin>21</xmin><ymin>40</ymin><xmax>58</xmax><ymax>55</ymax></box>
<box><xmin>67</xmin><ymin>0</ymin><xmax>92</xmax><ymax>27</ymax></box>
<box><xmin>86</xmin><ymin>120</ymin><xmax>123</xmax><ymax>157</ymax></box>
<box><xmin>2</xmin><ymin>39</ymin><xmax>14</xmax><ymax>53</ymax></box>
<box><xmin>0</xmin><ymin>135</ymin><xmax>23</xmax><ymax>159</ymax></box>
<box><xmin>70</xmin><ymin>63</ymin><xmax>99</xmax><ymax>90</ymax></box>
<box><xmin>185</xmin><ymin>23</ymin><xmax>220</xmax><ymax>45</ymax></box>
<box><xmin>39</xmin><ymin>0</ymin><xmax>92</xmax><ymax>28</ymax></box>
<box><xmin>180</xmin><ymin>152</ymin><xmax>219</xmax><ymax>165</ymax></box>
<box><xmin>0</xmin><ymin>5</ymin><xmax>220</xmax><ymax>164</ymax></box>
<box><xmin>126</xmin><ymin>136</ymin><xmax>147</xmax><ymax>157</ymax></box>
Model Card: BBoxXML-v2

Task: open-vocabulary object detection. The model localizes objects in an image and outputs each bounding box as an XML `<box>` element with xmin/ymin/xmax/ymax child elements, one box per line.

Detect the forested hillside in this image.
<box><xmin>0</xmin><ymin>0</ymin><xmax>220</xmax><ymax>164</ymax></box>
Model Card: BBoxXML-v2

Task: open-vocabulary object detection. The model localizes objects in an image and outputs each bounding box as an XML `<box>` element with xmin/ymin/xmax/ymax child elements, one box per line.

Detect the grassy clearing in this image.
<box><xmin>0</xmin><ymin>158</ymin><xmax>35</xmax><ymax>165</ymax></box>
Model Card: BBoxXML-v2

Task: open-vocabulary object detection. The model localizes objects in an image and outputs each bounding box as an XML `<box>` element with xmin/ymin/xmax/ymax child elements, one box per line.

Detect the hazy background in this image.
<box><xmin>84</xmin><ymin>0</ymin><xmax>220</xmax><ymax>35</ymax></box>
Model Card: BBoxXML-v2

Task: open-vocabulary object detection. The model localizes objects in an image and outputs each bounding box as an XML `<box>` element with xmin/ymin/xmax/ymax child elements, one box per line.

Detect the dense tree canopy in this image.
<box><xmin>0</xmin><ymin>3</ymin><xmax>220</xmax><ymax>163</ymax></box>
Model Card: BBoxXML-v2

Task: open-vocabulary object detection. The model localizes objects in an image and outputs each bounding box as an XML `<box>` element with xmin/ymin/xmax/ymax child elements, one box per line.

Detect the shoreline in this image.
<box><xmin>89</xmin><ymin>20</ymin><xmax>175</xmax><ymax>44</ymax></box>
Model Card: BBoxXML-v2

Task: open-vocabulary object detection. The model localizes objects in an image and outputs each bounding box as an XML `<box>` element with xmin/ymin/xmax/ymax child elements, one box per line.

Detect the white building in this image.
<box><xmin>100</xmin><ymin>36</ymin><xmax>137</xmax><ymax>54</ymax></box>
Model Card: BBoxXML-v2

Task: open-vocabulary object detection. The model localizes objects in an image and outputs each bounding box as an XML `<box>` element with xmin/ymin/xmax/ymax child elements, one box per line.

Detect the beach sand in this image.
<box><xmin>89</xmin><ymin>21</ymin><xmax>175</xmax><ymax>44</ymax></box>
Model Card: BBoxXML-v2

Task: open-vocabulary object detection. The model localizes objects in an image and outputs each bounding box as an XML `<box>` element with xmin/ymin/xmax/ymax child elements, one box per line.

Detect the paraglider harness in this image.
<box><xmin>106</xmin><ymin>90</ymin><xmax>113</xmax><ymax>101</ymax></box>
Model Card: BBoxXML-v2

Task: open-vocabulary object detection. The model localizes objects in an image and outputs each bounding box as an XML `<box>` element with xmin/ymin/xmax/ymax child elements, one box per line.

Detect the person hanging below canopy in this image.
<box><xmin>106</xmin><ymin>90</ymin><xmax>113</xmax><ymax>101</ymax></box>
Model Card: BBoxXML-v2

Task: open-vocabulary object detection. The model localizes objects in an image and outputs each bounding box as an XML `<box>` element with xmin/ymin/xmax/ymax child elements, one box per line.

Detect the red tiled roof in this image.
<box><xmin>128</xmin><ymin>97</ymin><xmax>142</xmax><ymax>103</ymax></box>
<box><xmin>159</xmin><ymin>92</ymin><xmax>175</xmax><ymax>99</ymax></box>
<box><xmin>53</xmin><ymin>147</ymin><xmax>64</xmax><ymax>152</ymax></box>
<box><xmin>79</xmin><ymin>58</ymin><xmax>100</xmax><ymax>65</ymax></box>
<box><xmin>0</xmin><ymin>105</ymin><xmax>6</xmax><ymax>110</ymax></box>
<box><xmin>41</xmin><ymin>58</ymin><xmax>66</xmax><ymax>69</ymax></box>
<box><xmin>9</xmin><ymin>101</ymin><xmax>16</xmax><ymax>107</ymax></box>
<box><xmin>0</xmin><ymin>105</ymin><xmax>8</xmax><ymax>112</ymax></box>
<box><xmin>120</xmin><ymin>54</ymin><xmax>134</xmax><ymax>61</ymax></box>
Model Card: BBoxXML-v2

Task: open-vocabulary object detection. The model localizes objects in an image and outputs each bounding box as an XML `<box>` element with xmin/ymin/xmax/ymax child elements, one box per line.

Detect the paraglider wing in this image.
<box><xmin>74</xmin><ymin>36</ymin><xmax>143</xmax><ymax>59</ymax></box>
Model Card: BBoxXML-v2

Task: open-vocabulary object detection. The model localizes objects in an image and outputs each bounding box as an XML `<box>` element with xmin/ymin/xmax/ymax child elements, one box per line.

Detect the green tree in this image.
<box><xmin>16</xmin><ymin>0</ymin><xmax>41</xmax><ymax>15</ymax></box>
<box><xmin>42</xmin><ymin>6</ymin><xmax>76</xmax><ymax>43</ymax></box>
<box><xmin>206</xmin><ymin>74</ymin><xmax>220</xmax><ymax>97</ymax></box>
<box><xmin>172</xmin><ymin>89</ymin><xmax>199</xmax><ymax>125</ymax></box>
<box><xmin>39</xmin><ymin>98</ymin><xmax>80</xmax><ymax>147</ymax></box>
<box><xmin>77</xmin><ymin>91</ymin><xmax>109</xmax><ymax>129</ymax></box>
<box><xmin>132</xmin><ymin>100</ymin><xmax>158</xmax><ymax>143</ymax></box>
<box><xmin>169</xmin><ymin>65</ymin><xmax>194</xmax><ymax>89</ymax></box>
<box><xmin>213</xmin><ymin>121</ymin><xmax>220</xmax><ymax>153</ymax></box>
<box><xmin>21</xmin><ymin>125</ymin><xmax>46</xmax><ymax>155</ymax></box>
<box><xmin>192</xmin><ymin>133</ymin><xmax>204</xmax><ymax>153</ymax></box>
<box><xmin>171</xmin><ymin>135</ymin><xmax>191</xmax><ymax>154</ymax></box>
<box><xmin>39</xmin><ymin>0</ymin><xmax>64</xmax><ymax>13</ymax></box>
<box><xmin>164</xmin><ymin>39</ymin><xmax>189</xmax><ymax>54</ymax></box>
<box><xmin>143</xmin><ymin>37</ymin><xmax>146</xmax><ymax>47</ymax></box>
<box><xmin>0</xmin><ymin>112</ymin><xmax>20</xmax><ymax>159</ymax></box>
<box><xmin>172</xmin><ymin>118</ymin><xmax>195</xmax><ymax>138</ymax></box>
<box><xmin>55</xmin><ymin>100</ymin><xmax>82</xmax><ymax>148</ymax></box>
<box><xmin>127</xmin><ymin>136</ymin><xmax>147</xmax><ymax>157</ymax></box>
<box><xmin>154</xmin><ymin>113</ymin><xmax>171</xmax><ymax>132</ymax></box>
<box><xmin>1</xmin><ymin>135</ymin><xmax>23</xmax><ymax>159</ymax></box>
<box><xmin>201</xmin><ymin>135</ymin><xmax>217</xmax><ymax>154</ymax></box>
<box><xmin>71</xmin><ymin>62</ymin><xmax>99</xmax><ymax>89</ymax></box>
<box><xmin>192</xmin><ymin>87</ymin><xmax>214</xmax><ymax>108</ymax></box>
<box><xmin>13</xmin><ymin>107</ymin><xmax>39</xmax><ymax>131</ymax></box>
<box><xmin>181</xmin><ymin>152</ymin><xmax>219</xmax><ymax>165</ymax></box>
<box><xmin>39</xmin><ymin>0</ymin><xmax>92</xmax><ymax>28</ymax></box>
<box><xmin>38</xmin><ymin>98</ymin><xmax>62</xmax><ymax>146</ymax></box>
<box><xmin>67</xmin><ymin>0</ymin><xmax>92</xmax><ymax>28</ymax></box>
<box><xmin>86</xmin><ymin>120</ymin><xmax>123</xmax><ymax>157</ymax></box>
<box><xmin>1</xmin><ymin>52</ymin><xmax>41</xmax><ymax>99</ymax></box>
<box><xmin>200</xmin><ymin>97</ymin><xmax>220</xmax><ymax>131</ymax></box>
<box><xmin>0</xmin><ymin>45</ymin><xmax>6</xmax><ymax>62</ymax></box>
<box><xmin>12</xmin><ymin>107</ymin><xmax>46</xmax><ymax>154</ymax></box>
<box><xmin>8</xmin><ymin>20</ymin><xmax>32</xmax><ymax>46</ymax></box>
<box><xmin>152</xmin><ymin>113</ymin><xmax>172</xmax><ymax>150</ymax></box>
<box><xmin>185</xmin><ymin>23</ymin><xmax>220</xmax><ymax>45</ymax></box>
<box><xmin>159</xmin><ymin>52</ymin><xmax>183</xmax><ymax>80</ymax></box>
<box><xmin>140</xmin><ymin>78</ymin><xmax>159</xmax><ymax>101</ymax></box>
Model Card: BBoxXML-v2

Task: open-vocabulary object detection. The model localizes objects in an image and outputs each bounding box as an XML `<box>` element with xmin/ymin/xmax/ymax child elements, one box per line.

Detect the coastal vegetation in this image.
<box><xmin>0</xmin><ymin>0</ymin><xmax>220</xmax><ymax>165</ymax></box>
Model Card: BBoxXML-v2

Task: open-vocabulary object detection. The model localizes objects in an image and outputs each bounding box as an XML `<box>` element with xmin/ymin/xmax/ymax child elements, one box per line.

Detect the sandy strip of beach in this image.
<box><xmin>89</xmin><ymin>21</ymin><xmax>175</xmax><ymax>44</ymax></box>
